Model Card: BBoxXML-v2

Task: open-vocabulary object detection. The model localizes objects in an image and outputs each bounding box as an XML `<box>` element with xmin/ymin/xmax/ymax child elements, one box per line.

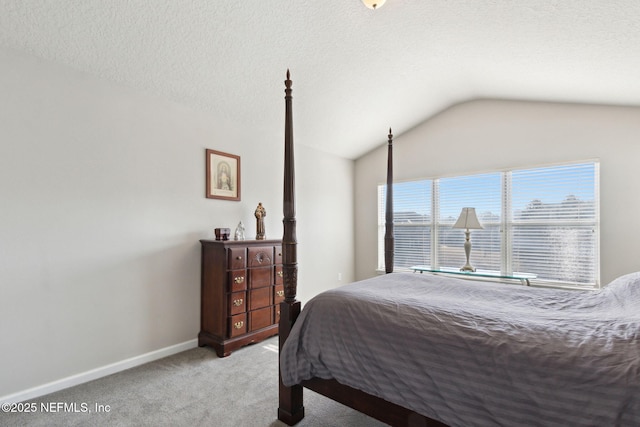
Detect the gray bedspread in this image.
<box><xmin>280</xmin><ymin>271</ymin><xmax>640</xmax><ymax>427</ymax></box>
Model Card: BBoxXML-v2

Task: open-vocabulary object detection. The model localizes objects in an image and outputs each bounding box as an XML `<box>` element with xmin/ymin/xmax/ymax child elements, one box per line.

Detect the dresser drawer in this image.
<box><xmin>274</xmin><ymin>265</ymin><xmax>283</xmax><ymax>285</ymax></box>
<box><xmin>228</xmin><ymin>292</ymin><xmax>246</xmax><ymax>316</ymax></box>
<box><xmin>228</xmin><ymin>313</ymin><xmax>246</xmax><ymax>338</ymax></box>
<box><xmin>228</xmin><ymin>270</ymin><xmax>247</xmax><ymax>292</ymax></box>
<box><xmin>274</xmin><ymin>284</ymin><xmax>285</xmax><ymax>305</ymax></box>
<box><xmin>249</xmin><ymin>286</ymin><xmax>272</xmax><ymax>310</ymax></box>
<box><xmin>250</xmin><ymin>307</ymin><xmax>273</xmax><ymax>332</ymax></box>
<box><xmin>250</xmin><ymin>267</ymin><xmax>272</xmax><ymax>288</ymax></box>
<box><xmin>248</xmin><ymin>247</ymin><xmax>273</xmax><ymax>267</ymax></box>
<box><xmin>274</xmin><ymin>246</ymin><xmax>282</xmax><ymax>264</ymax></box>
<box><xmin>228</xmin><ymin>247</ymin><xmax>246</xmax><ymax>270</ymax></box>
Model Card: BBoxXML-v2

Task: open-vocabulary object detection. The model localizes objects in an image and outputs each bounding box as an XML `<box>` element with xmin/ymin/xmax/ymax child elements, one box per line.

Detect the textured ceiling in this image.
<box><xmin>1</xmin><ymin>1</ymin><xmax>639</xmax><ymax>159</ymax></box>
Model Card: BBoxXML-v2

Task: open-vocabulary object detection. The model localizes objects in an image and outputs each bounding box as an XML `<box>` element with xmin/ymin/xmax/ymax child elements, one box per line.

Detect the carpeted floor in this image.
<box><xmin>0</xmin><ymin>337</ymin><xmax>387</xmax><ymax>427</ymax></box>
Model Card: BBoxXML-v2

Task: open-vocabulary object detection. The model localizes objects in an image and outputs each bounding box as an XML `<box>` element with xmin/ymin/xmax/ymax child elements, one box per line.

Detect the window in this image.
<box><xmin>378</xmin><ymin>162</ymin><xmax>600</xmax><ymax>288</ymax></box>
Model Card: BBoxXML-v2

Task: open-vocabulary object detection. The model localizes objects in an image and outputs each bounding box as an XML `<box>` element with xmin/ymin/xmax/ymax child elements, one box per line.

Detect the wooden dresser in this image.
<box><xmin>198</xmin><ymin>239</ymin><xmax>284</xmax><ymax>357</ymax></box>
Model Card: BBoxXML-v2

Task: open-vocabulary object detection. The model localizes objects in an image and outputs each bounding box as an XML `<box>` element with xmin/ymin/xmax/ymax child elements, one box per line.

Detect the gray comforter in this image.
<box><xmin>280</xmin><ymin>272</ymin><xmax>640</xmax><ymax>426</ymax></box>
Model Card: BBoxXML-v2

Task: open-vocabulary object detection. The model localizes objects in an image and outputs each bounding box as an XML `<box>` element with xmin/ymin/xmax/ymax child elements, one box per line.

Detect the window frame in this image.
<box><xmin>378</xmin><ymin>160</ymin><xmax>600</xmax><ymax>289</ymax></box>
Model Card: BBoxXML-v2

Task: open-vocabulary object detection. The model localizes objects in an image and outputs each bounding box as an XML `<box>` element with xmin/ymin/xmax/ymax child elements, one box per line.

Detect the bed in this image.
<box><xmin>276</xmin><ymin>71</ymin><xmax>640</xmax><ymax>426</ymax></box>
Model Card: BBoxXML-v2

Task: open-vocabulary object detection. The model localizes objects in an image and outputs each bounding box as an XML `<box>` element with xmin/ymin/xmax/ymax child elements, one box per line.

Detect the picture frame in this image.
<box><xmin>206</xmin><ymin>149</ymin><xmax>241</xmax><ymax>201</ymax></box>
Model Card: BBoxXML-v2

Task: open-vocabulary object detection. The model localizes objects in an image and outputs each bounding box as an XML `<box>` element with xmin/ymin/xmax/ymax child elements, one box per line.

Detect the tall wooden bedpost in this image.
<box><xmin>278</xmin><ymin>69</ymin><xmax>305</xmax><ymax>425</ymax></box>
<box><xmin>384</xmin><ymin>128</ymin><xmax>394</xmax><ymax>274</ymax></box>
<box><xmin>281</xmin><ymin>69</ymin><xmax>298</xmax><ymax>305</ymax></box>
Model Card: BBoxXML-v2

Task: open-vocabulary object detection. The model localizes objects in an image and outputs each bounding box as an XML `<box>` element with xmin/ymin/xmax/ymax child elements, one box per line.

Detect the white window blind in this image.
<box><xmin>378</xmin><ymin>180</ymin><xmax>431</xmax><ymax>269</ymax></box>
<box><xmin>378</xmin><ymin>161</ymin><xmax>600</xmax><ymax>288</ymax></box>
<box><xmin>510</xmin><ymin>163</ymin><xmax>599</xmax><ymax>286</ymax></box>
<box><xmin>438</xmin><ymin>173</ymin><xmax>502</xmax><ymax>272</ymax></box>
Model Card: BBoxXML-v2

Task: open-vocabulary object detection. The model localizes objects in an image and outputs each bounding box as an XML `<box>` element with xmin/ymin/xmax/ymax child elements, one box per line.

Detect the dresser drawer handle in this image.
<box><xmin>234</xmin><ymin>321</ymin><xmax>244</xmax><ymax>329</ymax></box>
<box><xmin>233</xmin><ymin>298</ymin><xmax>243</xmax><ymax>306</ymax></box>
<box><xmin>276</xmin><ymin>290</ymin><xmax>284</xmax><ymax>297</ymax></box>
<box><xmin>277</xmin><ymin>271</ymin><xmax>284</xmax><ymax>278</ymax></box>
<box><xmin>234</xmin><ymin>276</ymin><xmax>245</xmax><ymax>284</ymax></box>
<box><xmin>236</xmin><ymin>256</ymin><xmax>243</xmax><ymax>260</ymax></box>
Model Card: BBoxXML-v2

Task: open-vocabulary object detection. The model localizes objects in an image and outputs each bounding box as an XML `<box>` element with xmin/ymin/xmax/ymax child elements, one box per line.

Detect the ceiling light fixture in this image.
<box><xmin>362</xmin><ymin>0</ymin><xmax>386</xmax><ymax>10</ymax></box>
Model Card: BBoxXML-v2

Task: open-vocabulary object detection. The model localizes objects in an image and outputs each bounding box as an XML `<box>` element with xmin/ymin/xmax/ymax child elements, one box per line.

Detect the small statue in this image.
<box><xmin>234</xmin><ymin>221</ymin><xmax>245</xmax><ymax>241</ymax></box>
<box><xmin>255</xmin><ymin>202</ymin><xmax>266</xmax><ymax>240</ymax></box>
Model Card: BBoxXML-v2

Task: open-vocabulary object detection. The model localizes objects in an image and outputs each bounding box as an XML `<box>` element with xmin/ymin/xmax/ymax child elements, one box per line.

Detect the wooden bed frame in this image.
<box><xmin>277</xmin><ymin>71</ymin><xmax>448</xmax><ymax>427</ymax></box>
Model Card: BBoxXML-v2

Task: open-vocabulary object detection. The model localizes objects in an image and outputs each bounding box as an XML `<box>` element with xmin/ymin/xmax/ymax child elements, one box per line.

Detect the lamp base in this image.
<box><xmin>460</xmin><ymin>264</ymin><xmax>476</xmax><ymax>272</ymax></box>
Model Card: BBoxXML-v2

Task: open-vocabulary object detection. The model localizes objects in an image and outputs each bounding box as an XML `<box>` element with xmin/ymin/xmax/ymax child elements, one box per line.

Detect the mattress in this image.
<box><xmin>280</xmin><ymin>271</ymin><xmax>640</xmax><ymax>426</ymax></box>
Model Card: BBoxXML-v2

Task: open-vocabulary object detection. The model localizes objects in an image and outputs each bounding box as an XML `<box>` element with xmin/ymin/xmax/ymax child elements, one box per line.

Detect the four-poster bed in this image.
<box><xmin>276</xmin><ymin>71</ymin><xmax>640</xmax><ymax>427</ymax></box>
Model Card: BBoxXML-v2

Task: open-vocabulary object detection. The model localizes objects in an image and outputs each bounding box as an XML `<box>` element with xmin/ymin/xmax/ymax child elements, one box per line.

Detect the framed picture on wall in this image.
<box><xmin>206</xmin><ymin>149</ymin><xmax>241</xmax><ymax>201</ymax></box>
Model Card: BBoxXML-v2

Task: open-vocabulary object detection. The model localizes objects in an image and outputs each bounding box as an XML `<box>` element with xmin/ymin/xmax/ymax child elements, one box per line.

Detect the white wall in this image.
<box><xmin>0</xmin><ymin>47</ymin><xmax>353</xmax><ymax>399</ymax></box>
<box><xmin>296</xmin><ymin>143</ymin><xmax>356</xmax><ymax>302</ymax></box>
<box><xmin>355</xmin><ymin>99</ymin><xmax>640</xmax><ymax>284</ymax></box>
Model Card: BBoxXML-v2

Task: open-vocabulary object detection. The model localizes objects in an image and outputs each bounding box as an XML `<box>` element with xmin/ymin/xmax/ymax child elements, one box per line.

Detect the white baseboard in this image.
<box><xmin>0</xmin><ymin>339</ymin><xmax>198</xmax><ymax>404</ymax></box>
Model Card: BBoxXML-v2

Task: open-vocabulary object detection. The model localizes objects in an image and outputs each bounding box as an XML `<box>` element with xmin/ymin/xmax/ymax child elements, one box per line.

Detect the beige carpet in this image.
<box><xmin>1</xmin><ymin>336</ymin><xmax>386</xmax><ymax>427</ymax></box>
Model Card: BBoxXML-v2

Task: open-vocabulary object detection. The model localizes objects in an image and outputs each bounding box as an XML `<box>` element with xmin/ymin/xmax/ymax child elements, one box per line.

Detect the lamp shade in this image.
<box><xmin>362</xmin><ymin>0</ymin><xmax>386</xmax><ymax>9</ymax></box>
<box><xmin>453</xmin><ymin>207</ymin><xmax>483</xmax><ymax>230</ymax></box>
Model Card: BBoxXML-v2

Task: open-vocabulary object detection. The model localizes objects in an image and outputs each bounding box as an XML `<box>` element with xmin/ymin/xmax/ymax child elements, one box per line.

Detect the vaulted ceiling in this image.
<box><xmin>1</xmin><ymin>1</ymin><xmax>639</xmax><ymax>159</ymax></box>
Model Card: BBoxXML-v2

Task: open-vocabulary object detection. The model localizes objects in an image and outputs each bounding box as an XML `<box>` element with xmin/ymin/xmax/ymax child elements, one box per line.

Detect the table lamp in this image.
<box><xmin>453</xmin><ymin>207</ymin><xmax>483</xmax><ymax>272</ymax></box>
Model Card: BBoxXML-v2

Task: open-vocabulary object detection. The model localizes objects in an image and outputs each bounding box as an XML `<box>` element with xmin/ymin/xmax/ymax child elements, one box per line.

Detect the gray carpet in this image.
<box><xmin>1</xmin><ymin>337</ymin><xmax>386</xmax><ymax>427</ymax></box>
